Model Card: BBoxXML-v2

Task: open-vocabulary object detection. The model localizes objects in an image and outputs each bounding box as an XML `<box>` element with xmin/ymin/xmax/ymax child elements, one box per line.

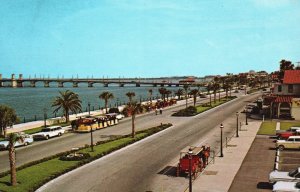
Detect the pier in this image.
<box><xmin>0</xmin><ymin>74</ymin><xmax>207</xmax><ymax>88</ymax></box>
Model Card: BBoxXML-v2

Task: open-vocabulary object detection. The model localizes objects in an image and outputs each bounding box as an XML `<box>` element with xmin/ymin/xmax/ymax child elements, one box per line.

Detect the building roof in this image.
<box><xmin>283</xmin><ymin>70</ymin><xmax>300</xmax><ymax>84</ymax></box>
<box><xmin>274</xmin><ymin>96</ymin><xmax>293</xmax><ymax>103</ymax></box>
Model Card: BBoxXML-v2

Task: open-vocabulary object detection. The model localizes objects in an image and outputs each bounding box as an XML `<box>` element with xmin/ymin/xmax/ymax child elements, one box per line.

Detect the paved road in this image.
<box><xmin>0</xmin><ymin>94</ymin><xmax>228</xmax><ymax>172</ymax></box>
<box><xmin>37</xmin><ymin>93</ymin><xmax>261</xmax><ymax>192</ymax></box>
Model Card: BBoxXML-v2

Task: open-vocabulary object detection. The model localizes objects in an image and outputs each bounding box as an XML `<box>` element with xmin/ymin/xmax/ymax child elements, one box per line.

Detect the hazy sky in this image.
<box><xmin>0</xmin><ymin>0</ymin><xmax>299</xmax><ymax>78</ymax></box>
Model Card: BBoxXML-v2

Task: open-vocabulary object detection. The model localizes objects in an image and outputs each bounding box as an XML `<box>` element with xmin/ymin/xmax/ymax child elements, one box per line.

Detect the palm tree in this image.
<box><xmin>174</xmin><ymin>88</ymin><xmax>184</xmax><ymax>100</ymax></box>
<box><xmin>0</xmin><ymin>105</ymin><xmax>18</xmax><ymax>137</ymax></box>
<box><xmin>165</xmin><ymin>90</ymin><xmax>172</xmax><ymax>101</ymax></box>
<box><xmin>206</xmin><ymin>83</ymin><xmax>212</xmax><ymax>106</ymax></box>
<box><xmin>158</xmin><ymin>88</ymin><xmax>167</xmax><ymax>101</ymax></box>
<box><xmin>127</xmin><ymin>102</ymin><xmax>143</xmax><ymax>138</ymax></box>
<box><xmin>148</xmin><ymin>89</ymin><xmax>153</xmax><ymax>104</ymax></box>
<box><xmin>189</xmin><ymin>89</ymin><xmax>199</xmax><ymax>107</ymax></box>
<box><xmin>8</xmin><ymin>133</ymin><xmax>24</xmax><ymax>186</ymax></box>
<box><xmin>126</xmin><ymin>92</ymin><xmax>136</xmax><ymax>103</ymax></box>
<box><xmin>212</xmin><ymin>81</ymin><xmax>220</xmax><ymax>104</ymax></box>
<box><xmin>183</xmin><ymin>84</ymin><xmax>189</xmax><ymax>108</ymax></box>
<box><xmin>99</xmin><ymin>91</ymin><xmax>114</xmax><ymax>113</ymax></box>
<box><xmin>52</xmin><ymin>90</ymin><xmax>82</xmax><ymax>123</ymax></box>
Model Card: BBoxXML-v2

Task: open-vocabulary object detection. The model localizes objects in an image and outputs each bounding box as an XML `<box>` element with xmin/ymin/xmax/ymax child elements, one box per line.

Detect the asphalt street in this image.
<box><xmin>0</xmin><ymin>93</ymin><xmax>229</xmax><ymax>172</ymax></box>
<box><xmin>36</xmin><ymin>92</ymin><xmax>261</xmax><ymax>192</ymax></box>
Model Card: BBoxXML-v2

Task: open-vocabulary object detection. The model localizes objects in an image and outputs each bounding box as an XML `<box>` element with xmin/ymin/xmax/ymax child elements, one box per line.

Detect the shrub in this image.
<box><xmin>172</xmin><ymin>106</ymin><xmax>197</xmax><ymax>116</ymax></box>
<box><xmin>59</xmin><ymin>153</ymin><xmax>91</xmax><ymax>161</ymax></box>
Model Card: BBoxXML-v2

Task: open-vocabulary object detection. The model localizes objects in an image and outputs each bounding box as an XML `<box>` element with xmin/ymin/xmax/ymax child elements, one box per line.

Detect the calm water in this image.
<box><xmin>0</xmin><ymin>82</ymin><xmax>184</xmax><ymax>122</ymax></box>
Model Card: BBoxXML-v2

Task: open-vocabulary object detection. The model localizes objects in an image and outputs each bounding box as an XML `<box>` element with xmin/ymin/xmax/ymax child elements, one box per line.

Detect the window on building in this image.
<box><xmin>288</xmin><ymin>84</ymin><xmax>293</xmax><ymax>93</ymax></box>
<box><xmin>278</xmin><ymin>85</ymin><xmax>282</xmax><ymax>92</ymax></box>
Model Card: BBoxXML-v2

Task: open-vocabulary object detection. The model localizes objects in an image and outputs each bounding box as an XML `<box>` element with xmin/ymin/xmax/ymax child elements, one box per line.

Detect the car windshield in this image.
<box><xmin>41</xmin><ymin>128</ymin><xmax>51</xmax><ymax>132</ymax></box>
<box><xmin>289</xmin><ymin>169</ymin><xmax>299</xmax><ymax>177</ymax></box>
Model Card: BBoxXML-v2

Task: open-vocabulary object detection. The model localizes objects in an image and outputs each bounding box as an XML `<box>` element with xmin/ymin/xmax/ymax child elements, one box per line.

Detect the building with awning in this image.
<box><xmin>269</xmin><ymin>70</ymin><xmax>300</xmax><ymax>119</ymax></box>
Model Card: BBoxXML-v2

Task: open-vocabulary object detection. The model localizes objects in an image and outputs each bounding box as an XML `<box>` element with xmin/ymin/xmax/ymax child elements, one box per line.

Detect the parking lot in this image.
<box><xmin>278</xmin><ymin>150</ymin><xmax>300</xmax><ymax>171</ymax></box>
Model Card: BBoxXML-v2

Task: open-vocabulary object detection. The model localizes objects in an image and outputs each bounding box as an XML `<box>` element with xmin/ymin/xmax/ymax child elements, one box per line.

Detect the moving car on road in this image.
<box><xmin>269</xmin><ymin>167</ymin><xmax>300</xmax><ymax>183</ymax></box>
<box><xmin>276</xmin><ymin>127</ymin><xmax>300</xmax><ymax>135</ymax></box>
<box><xmin>32</xmin><ymin>126</ymin><xmax>65</xmax><ymax>140</ymax></box>
<box><xmin>0</xmin><ymin>132</ymin><xmax>34</xmax><ymax>150</ymax></box>
<box><xmin>273</xmin><ymin>181</ymin><xmax>300</xmax><ymax>192</ymax></box>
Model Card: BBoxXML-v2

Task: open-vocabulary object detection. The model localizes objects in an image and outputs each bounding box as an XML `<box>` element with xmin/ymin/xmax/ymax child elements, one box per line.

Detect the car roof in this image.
<box><xmin>288</xmin><ymin>136</ymin><xmax>300</xmax><ymax>139</ymax></box>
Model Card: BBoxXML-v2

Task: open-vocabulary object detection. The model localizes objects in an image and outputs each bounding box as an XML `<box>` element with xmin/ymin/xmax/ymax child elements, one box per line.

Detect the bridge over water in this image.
<box><xmin>0</xmin><ymin>74</ymin><xmax>208</xmax><ymax>88</ymax></box>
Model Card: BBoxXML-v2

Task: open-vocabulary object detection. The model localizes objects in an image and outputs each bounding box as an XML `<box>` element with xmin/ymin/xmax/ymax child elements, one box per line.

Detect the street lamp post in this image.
<box><xmin>188</xmin><ymin>148</ymin><xmax>193</xmax><ymax>192</ymax></box>
<box><xmin>236</xmin><ymin>112</ymin><xmax>239</xmax><ymax>137</ymax></box>
<box><xmin>220</xmin><ymin>124</ymin><xmax>224</xmax><ymax>157</ymax></box>
<box><xmin>88</xmin><ymin>102</ymin><xmax>91</xmax><ymax>116</ymax></box>
<box><xmin>88</xmin><ymin>102</ymin><xmax>94</xmax><ymax>152</ymax></box>
<box><xmin>246</xmin><ymin>111</ymin><xmax>248</xmax><ymax>125</ymax></box>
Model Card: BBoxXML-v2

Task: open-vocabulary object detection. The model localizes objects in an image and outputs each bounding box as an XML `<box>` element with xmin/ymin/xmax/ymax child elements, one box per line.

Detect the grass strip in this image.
<box><xmin>257</xmin><ymin>121</ymin><xmax>277</xmax><ymax>135</ymax></box>
<box><xmin>0</xmin><ymin>123</ymin><xmax>172</xmax><ymax>192</ymax></box>
<box><xmin>280</xmin><ymin>122</ymin><xmax>300</xmax><ymax>130</ymax></box>
<box><xmin>172</xmin><ymin>96</ymin><xmax>237</xmax><ymax>116</ymax></box>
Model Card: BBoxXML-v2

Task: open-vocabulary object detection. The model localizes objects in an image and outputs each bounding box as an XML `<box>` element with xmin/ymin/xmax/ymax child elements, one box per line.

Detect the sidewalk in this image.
<box><xmin>191</xmin><ymin>121</ymin><xmax>261</xmax><ymax>192</ymax></box>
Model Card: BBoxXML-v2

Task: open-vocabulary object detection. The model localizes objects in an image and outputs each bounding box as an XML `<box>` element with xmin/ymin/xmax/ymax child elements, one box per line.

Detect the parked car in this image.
<box><xmin>276</xmin><ymin>127</ymin><xmax>300</xmax><ymax>135</ymax></box>
<box><xmin>277</xmin><ymin>130</ymin><xmax>300</xmax><ymax>140</ymax></box>
<box><xmin>276</xmin><ymin>136</ymin><xmax>300</xmax><ymax>151</ymax></box>
<box><xmin>270</xmin><ymin>168</ymin><xmax>300</xmax><ymax>183</ymax></box>
<box><xmin>199</xmin><ymin>94</ymin><xmax>207</xmax><ymax>98</ymax></box>
<box><xmin>116</xmin><ymin>113</ymin><xmax>125</xmax><ymax>120</ymax></box>
<box><xmin>32</xmin><ymin>126</ymin><xmax>65</xmax><ymax>140</ymax></box>
<box><xmin>234</xmin><ymin>89</ymin><xmax>239</xmax><ymax>93</ymax></box>
<box><xmin>273</xmin><ymin>181</ymin><xmax>300</xmax><ymax>192</ymax></box>
<box><xmin>0</xmin><ymin>132</ymin><xmax>34</xmax><ymax>150</ymax></box>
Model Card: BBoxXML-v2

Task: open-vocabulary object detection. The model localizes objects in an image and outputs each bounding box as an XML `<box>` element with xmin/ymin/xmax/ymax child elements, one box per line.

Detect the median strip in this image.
<box><xmin>0</xmin><ymin>123</ymin><xmax>172</xmax><ymax>192</ymax></box>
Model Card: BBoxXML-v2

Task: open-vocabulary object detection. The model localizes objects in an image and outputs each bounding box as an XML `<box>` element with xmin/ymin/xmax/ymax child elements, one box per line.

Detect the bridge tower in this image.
<box><xmin>11</xmin><ymin>74</ymin><xmax>17</xmax><ymax>88</ymax></box>
<box><xmin>17</xmin><ymin>74</ymin><xmax>23</xmax><ymax>87</ymax></box>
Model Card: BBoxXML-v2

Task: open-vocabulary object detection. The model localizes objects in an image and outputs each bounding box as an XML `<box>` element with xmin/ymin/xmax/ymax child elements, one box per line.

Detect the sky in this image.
<box><xmin>0</xmin><ymin>0</ymin><xmax>299</xmax><ymax>78</ymax></box>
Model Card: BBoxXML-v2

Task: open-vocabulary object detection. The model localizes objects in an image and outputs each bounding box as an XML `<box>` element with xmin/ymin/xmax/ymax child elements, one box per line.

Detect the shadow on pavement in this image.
<box><xmin>157</xmin><ymin>166</ymin><xmax>177</xmax><ymax>177</ymax></box>
<box><xmin>257</xmin><ymin>182</ymin><xmax>273</xmax><ymax>190</ymax></box>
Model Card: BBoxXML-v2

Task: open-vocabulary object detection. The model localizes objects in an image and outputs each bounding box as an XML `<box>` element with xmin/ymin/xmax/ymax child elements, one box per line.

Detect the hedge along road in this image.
<box><xmin>0</xmin><ymin>91</ymin><xmax>231</xmax><ymax>173</ymax></box>
<box><xmin>37</xmin><ymin>92</ymin><xmax>261</xmax><ymax>192</ymax></box>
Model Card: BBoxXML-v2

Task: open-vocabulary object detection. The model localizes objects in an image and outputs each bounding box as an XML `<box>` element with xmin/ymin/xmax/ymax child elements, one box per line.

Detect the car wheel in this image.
<box><xmin>45</xmin><ymin>135</ymin><xmax>49</xmax><ymax>140</ymax></box>
<box><xmin>24</xmin><ymin>142</ymin><xmax>29</xmax><ymax>146</ymax></box>
<box><xmin>278</xmin><ymin>145</ymin><xmax>285</xmax><ymax>151</ymax></box>
<box><xmin>58</xmin><ymin>133</ymin><xmax>62</xmax><ymax>137</ymax></box>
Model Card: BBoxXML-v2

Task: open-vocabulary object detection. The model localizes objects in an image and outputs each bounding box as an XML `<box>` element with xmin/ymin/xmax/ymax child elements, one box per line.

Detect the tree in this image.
<box><xmin>148</xmin><ymin>89</ymin><xmax>153</xmax><ymax>104</ymax></box>
<box><xmin>206</xmin><ymin>83</ymin><xmax>212</xmax><ymax>106</ymax></box>
<box><xmin>212</xmin><ymin>81</ymin><xmax>220</xmax><ymax>104</ymax></box>
<box><xmin>52</xmin><ymin>90</ymin><xmax>82</xmax><ymax>123</ymax></box>
<box><xmin>279</xmin><ymin>59</ymin><xmax>294</xmax><ymax>81</ymax></box>
<box><xmin>0</xmin><ymin>105</ymin><xmax>18</xmax><ymax>137</ymax></box>
<box><xmin>8</xmin><ymin>133</ymin><xmax>24</xmax><ymax>186</ymax></box>
<box><xmin>158</xmin><ymin>88</ymin><xmax>167</xmax><ymax>101</ymax></box>
<box><xmin>165</xmin><ymin>90</ymin><xmax>172</xmax><ymax>101</ymax></box>
<box><xmin>99</xmin><ymin>91</ymin><xmax>114</xmax><ymax>113</ymax></box>
<box><xmin>189</xmin><ymin>89</ymin><xmax>199</xmax><ymax>107</ymax></box>
<box><xmin>127</xmin><ymin>102</ymin><xmax>143</xmax><ymax>138</ymax></box>
<box><xmin>126</xmin><ymin>92</ymin><xmax>136</xmax><ymax>103</ymax></box>
<box><xmin>183</xmin><ymin>84</ymin><xmax>189</xmax><ymax>108</ymax></box>
<box><xmin>174</xmin><ymin>88</ymin><xmax>184</xmax><ymax>100</ymax></box>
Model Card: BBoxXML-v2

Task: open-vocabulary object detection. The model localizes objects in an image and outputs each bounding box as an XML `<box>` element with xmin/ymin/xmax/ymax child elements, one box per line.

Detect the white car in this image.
<box><xmin>273</xmin><ymin>181</ymin><xmax>300</xmax><ymax>192</ymax></box>
<box><xmin>32</xmin><ymin>126</ymin><xmax>65</xmax><ymax>140</ymax></box>
<box><xmin>116</xmin><ymin>114</ymin><xmax>125</xmax><ymax>120</ymax></box>
<box><xmin>269</xmin><ymin>168</ymin><xmax>300</xmax><ymax>183</ymax></box>
<box><xmin>0</xmin><ymin>132</ymin><xmax>34</xmax><ymax>150</ymax></box>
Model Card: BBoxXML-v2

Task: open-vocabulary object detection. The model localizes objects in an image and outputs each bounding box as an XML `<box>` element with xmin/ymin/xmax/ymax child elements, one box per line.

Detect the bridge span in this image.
<box><xmin>0</xmin><ymin>74</ymin><xmax>207</xmax><ymax>88</ymax></box>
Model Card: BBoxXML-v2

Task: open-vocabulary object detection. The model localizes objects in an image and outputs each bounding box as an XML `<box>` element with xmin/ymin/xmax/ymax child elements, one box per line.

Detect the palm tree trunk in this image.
<box><xmin>9</xmin><ymin>146</ymin><xmax>17</xmax><ymax>186</ymax></box>
<box><xmin>105</xmin><ymin>101</ymin><xmax>108</xmax><ymax>114</ymax></box>
<box><xmin>131</xmin><ymin>115</ymin><xmax>135</xmax><ymax>138</ymax></box>
<box><xmin>209</xmin><ymin>91</ymin><xmax>212</xmax><ymax>106</ymax></box>
<box><xmin>193</xmin><ymin>96</ymin><xmax>196</xmax><ymax>107</ymax></box>
<box><xmin>65</xmin><ymin>110</ymin><xmax>69</xmax><ymax>123</ymax></box>
<box><xmin>185</xmin><ymin>93</ymin><xmax>188</xmax><ymax>108</ymax></box>
<box><xmin>218</xmin><ymin>90</ymin><xmax>220</xmax><ymax>102</ymax></box>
